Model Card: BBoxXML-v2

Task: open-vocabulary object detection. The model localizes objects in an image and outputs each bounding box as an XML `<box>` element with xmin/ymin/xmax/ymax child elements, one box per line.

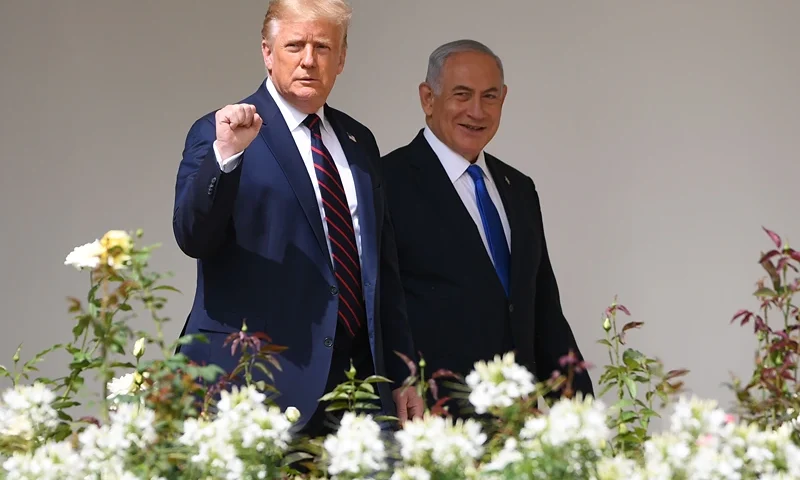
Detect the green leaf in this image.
<box><xmin>324</xmin><ymin>401</ymin><xmax>350</xmax><ymax>412</ymax></box>
<box><xmin>362</xmin><ymin>375</ymin><xmax>393</xmax><ymax>384</ymax></box>
<box><xmin>118</xmin><ymin>303</ymin><xmax>132</xmax><ymax>312</ymax></box>
<box><xmin>754</xmin><ymin>287</ymin><xmax>777</xmax><ymax>297</ymax></box>
<box><xmin>358</xmin><ymin>382</ymin><xmax>375</xmax><ymax>393</ymax></box>
<box><xmin>619</xmin><ymin>410</ymin><xmax>638</xmax><ymax>423</ymax></box>
<box><xmin>354</xmin><ymin>391</ymin><xmax>380</xmax><ymax>400</ymax></box>
<box><xmin>596</xmin><ymin>339</ymin><xmax>613</xmax><ymax>347</ymax></box>
<box><xmin>625</xmin><ymin>377</ymin><xmax>638</xmax><ymax>398</ymax></box>
<box><xmin>353</xmin><ymin>402</ymin><xmax>381</xmax><ymax>410</ymax></box>
<box><xmin>319</xmin><ymin>391</ymin><xmax>349</xmax><ymax>402</ymax></box>
<box><xmin>153</xmin><ymin>285</ymin><xmax>182</xmax><ymax>293</ymax></box>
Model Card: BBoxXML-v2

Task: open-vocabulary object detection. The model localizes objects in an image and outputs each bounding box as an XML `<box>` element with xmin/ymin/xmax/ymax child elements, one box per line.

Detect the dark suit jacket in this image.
<box><xmin>381</xmin><ymin>130</ymin><xmax>593</xmax><ymax>410</ymax></box>
<box><xmin>172</xmin><ymin>80</ymin><xmax>415</xmax><ymax>429</ymax></box>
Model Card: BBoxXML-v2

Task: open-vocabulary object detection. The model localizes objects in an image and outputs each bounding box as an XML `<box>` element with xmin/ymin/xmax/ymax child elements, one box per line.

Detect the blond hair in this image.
<box><xmin>261</xmin><ymin>0</ymin><xmax>352</xmax><ymax>47</ymax></box>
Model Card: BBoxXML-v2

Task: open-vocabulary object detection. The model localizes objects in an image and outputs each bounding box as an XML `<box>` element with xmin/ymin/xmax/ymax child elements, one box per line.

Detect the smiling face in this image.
<box><xmin>419</xmin><ymin>50</ymin><xmax>507</xmax><ymax>162</ymax></box>
<box><xmin>262</xmin><ymin>18</ymin><xmax>346</xmax><ymax>114</ymax></box>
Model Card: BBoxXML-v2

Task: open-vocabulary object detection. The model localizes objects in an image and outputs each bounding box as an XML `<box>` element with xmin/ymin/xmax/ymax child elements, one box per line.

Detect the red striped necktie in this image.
<box><xmin>303</xmin><ymin>113</ymin><xmax>365</xmax><ymax>337</ymax></box>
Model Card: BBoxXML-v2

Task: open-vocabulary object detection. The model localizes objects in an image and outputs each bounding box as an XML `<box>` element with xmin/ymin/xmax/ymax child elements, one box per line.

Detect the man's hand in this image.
<box><xmin>392</xmin><ymin>386</ymin><xmax>425</xmax><ymax>423</ymax></box>
<box><xmin>215</xmin><ymin>103</ymin><xmax>262</xmax><ymax>159</ymax></box>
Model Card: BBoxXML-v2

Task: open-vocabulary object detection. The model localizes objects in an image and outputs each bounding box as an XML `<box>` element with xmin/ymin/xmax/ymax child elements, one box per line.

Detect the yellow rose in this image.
<box><xmin>100</xmin><ymin>230</ymin><xmax>133</xmax><ymax>269</ymax></box>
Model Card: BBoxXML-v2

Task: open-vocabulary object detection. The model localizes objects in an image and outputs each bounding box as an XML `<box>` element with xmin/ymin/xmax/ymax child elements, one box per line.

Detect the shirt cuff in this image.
<box><xmin>213</xmin><ymin>141</ymin><xmax>243</xmax><ymax>173</ymax></box>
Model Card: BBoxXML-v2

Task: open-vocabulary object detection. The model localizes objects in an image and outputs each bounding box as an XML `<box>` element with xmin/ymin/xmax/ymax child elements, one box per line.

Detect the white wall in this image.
<box><xmin>1</xmin><ymin>1</ymin><xmax>798</xmax><ymax>420</ymax></box>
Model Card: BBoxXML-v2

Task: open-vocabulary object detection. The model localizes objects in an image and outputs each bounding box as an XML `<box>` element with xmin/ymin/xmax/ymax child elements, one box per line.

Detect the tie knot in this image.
<box><xmin>466</xmin><ymin>164</ymin><xmax>484</xmax><ymax>183</ymax></box>
<box><xmin>303</xmin><ymin>113</ymin><xmax>321</xmax><ymax>133</ymax></box>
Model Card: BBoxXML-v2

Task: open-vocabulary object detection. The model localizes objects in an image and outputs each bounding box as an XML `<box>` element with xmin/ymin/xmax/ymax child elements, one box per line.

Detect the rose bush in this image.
<box><xmin>0</xmin><ymin>226</ymin><xmax>796</xmax><ymax>479</ymax></box>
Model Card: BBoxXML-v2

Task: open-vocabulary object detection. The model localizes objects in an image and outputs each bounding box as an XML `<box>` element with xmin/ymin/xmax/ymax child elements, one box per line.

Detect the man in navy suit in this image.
<box><xmin>381</xmin><ymin>39</ymin><xmax>593</xmax><ymax>417</ymax></box>
<box><xmin>172</xmin><ymin>0</ymin><xmax>423</xmax><ymax>436</ymax></box>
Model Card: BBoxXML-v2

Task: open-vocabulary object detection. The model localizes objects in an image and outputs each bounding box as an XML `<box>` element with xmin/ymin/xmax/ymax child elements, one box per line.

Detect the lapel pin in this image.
<box><xmin>505</xmin><ymin>176</ymin><xmax>511</xmax><ymax>185</ymax></box>
<box><xmin>347</xmin><ymin>133</ymin><xmax>357</xmax><ymax>142</ymax></box>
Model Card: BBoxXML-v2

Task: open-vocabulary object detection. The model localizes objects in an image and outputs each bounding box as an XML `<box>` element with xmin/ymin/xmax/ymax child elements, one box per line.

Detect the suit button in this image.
<box><xmin>210</xmin><ymin>177</ymin><xmax>217</xmax><ymax>185</ymax></box>
<box><xmin>330</xmin><ymin>285</ymin><xmax>339</xmax><ymax>295</ymax></box>
<box><xmin>509</xmin><ymin>304</ymin><xmax>515</xmax><ymax>313</ymax></box>
<box><xmin>365</xmin><ymin>281</ymin><xmax>372</xmax><ymax>287</ymax></box>
<box><xmin>323</xmin><ymin>337</ymin><xmax>333</xmax><ymax>348</ymax></box>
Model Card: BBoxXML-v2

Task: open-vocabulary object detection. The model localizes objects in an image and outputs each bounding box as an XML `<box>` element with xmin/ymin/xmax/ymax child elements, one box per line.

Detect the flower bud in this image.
<box><xmin>602</xmin><ymin>317</ymin><xmax>611</xmax><ymax>332</ymax></box>
<box><xmin>419</xmin><ymin>358</ymin><xmax>426</xmax><ymax>369</ymax></box>
<box><xmin>133</xmin><ymin>338</ymin><xmax>146</xmax><ymax>358</ymax></box>
<box><xmin>619</xmin><ymin>424</ymin><xmax>628</xmax><ymax>433</ymax></box>
<box><xmin>285</xmin><ymin>406</ymin><xmax>300</xmax><ymax>423</ymax></box>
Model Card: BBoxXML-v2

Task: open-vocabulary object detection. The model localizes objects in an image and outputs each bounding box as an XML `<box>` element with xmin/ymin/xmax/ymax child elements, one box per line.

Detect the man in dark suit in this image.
<box><xmin>172</xmin><ymin>0</ymin><xmax>422</xmax><ymax>436</ymax></box>
<box><xmin>381</xmin><ymin>39</ymin><xmax>593</xmax><ymax>416</ymax></box>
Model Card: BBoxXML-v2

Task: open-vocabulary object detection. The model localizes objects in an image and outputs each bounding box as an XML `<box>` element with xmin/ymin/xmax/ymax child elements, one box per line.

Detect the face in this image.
<box><xmin>419</xmin><ymin>51</ymin><xmax>507</xmax><ymax>162</ymax></box>
<box><xmin>262</xmin><ymin>18</ymin><xmax>346</xmax><ymax>114</ymax></box>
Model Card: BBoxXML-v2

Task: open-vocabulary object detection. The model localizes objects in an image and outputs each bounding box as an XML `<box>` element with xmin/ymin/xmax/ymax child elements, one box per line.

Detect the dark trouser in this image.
<box><xmin>300</xmin><ymin>324</ymin><xmax>376</xmax><ymax>438</ymax></box>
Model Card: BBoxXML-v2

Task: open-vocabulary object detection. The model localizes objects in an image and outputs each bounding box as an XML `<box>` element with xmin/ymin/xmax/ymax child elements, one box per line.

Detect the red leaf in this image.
<box><xmin>791</xmin><ymin>250</ymin><xmax>800</xmax><ymax>263</ymax></box>
<box><xmin>759</xmin><ymin>250</ymin><xmax>781</xmax><ymax>263</ymax></box>
<box><xmin>430</xmin><ymin>397</ymin><xmax>451</xmax><ymax>417</ymax></box>
<box><xmin>777</xmin><ymin>257</ymin><xmax>799</xmax><ymax>272</ymax></box>
<box><xmin>616</xmin><ymin>304</ymin><xmax>631</xmax><ymax>316</ymax></box>
<box><xmin>764</xmin><ymin>227</ymin><xmax>782</xmax><ymax>249</ymax></box>
<box><xmin>731</xmin><ymin>309</ymin><xmax>752</xmax><ymax>325</ymax></box>
<box><xmin>393</xmin><ymin>351</ymin><xmax>418</xmax><ymax>377</ymax></box>
<box><xmin>431</xmin><ymin>369</ymin><xmax>463</xmax><ymax>381</ymax></box>
<box><xmin>428</xmin><ymin>378</ymin><xmax>439</xmax><ymax>400</ymax></box>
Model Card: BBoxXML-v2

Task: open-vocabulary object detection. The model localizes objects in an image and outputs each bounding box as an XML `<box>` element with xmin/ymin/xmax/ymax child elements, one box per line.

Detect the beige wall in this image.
<box><xmin>1</xmin><ymin>1</ymin><xmax>799</xmax><ymax>423</ymax></box>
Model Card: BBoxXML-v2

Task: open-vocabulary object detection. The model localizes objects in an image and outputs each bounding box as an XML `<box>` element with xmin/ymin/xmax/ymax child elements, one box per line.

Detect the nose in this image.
<box><xmin>467</xmin><ymin>96</ymin><xmax>486</xmax><ymax>119</ymax></box>
<box><xmin>300</xmin><ymin>44</ymin><xmax>316</xmax><ymax>69</ymax></box>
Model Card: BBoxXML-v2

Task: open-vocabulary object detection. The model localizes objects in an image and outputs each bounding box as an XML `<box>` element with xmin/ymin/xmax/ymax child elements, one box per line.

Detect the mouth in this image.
<box><xmin>458</xmin><ymin>124</ymin><xmax>486</xmax><ymax>133</ymax></box>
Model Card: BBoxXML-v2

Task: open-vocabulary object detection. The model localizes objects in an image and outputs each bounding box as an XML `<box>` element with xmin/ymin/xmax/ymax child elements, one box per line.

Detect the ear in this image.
<box><xmin>337</xmin><ymin>45</ymin><xmax>347</xmax><ymax>75</ymax></box>
<box><xmin>500</xmin><ymin>84</ymin><xmax>508</xmax><ymax>104</ymax></box>
<box><xmin>262</xmin><ymin>38</ymin><xmax>273</xmax><ymax>73</ymax></box>
<box><xmin>419</xmin><ymin>82</ymin><xmax>435</xmax><ymax>117</ymax></box>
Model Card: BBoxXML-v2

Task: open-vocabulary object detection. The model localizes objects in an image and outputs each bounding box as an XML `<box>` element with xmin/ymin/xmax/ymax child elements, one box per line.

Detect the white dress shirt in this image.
<box><xmin>213</xmin><ymin>77</ymin><xmax>362</xmax><ymax>263</ymax></box>
<box><xmin>423</xmin><ymin>126</ymin><xmax>511</xmax><ymax>264</ymax></box>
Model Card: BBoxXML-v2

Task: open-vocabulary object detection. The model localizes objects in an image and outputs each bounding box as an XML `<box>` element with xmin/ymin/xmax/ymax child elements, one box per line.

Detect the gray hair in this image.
<box><xmin>425</xmin><ymin>39</ymin><xmax>504</xmax><ymax>94</ymax></box>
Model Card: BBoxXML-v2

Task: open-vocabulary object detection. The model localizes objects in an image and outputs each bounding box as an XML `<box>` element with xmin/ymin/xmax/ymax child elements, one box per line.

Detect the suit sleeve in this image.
<box><xmin>367</xmin><ymin>132</ymin><xmax>418</xmax><ymax>385</ymax></box>
<box><xmin>529</xmin><ymin>180</ymin><xmax>595</xmax><ymax>397</ymax></box>
<box><xmin>172</xmin><ymin>116</ymin><xmax>244</xmax><ymax>258</ymax></box>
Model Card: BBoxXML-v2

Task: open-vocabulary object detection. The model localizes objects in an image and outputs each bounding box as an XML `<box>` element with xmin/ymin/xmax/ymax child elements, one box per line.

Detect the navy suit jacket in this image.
<box><xmin>381</xmin><ymin>131</ymin><xmax>593</xmax><ymax>412</ymax></box>
<box><xmin>172</xmin><ymin>80</ymin><xmax>415</xmax><ymax>429</ymax></box>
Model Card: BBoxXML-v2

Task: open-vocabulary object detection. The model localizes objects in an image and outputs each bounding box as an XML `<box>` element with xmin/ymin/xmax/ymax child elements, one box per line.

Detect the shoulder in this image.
<box><xmin>326</xmin><ymin>106</ymin><xmax>378</xmax><ymax>151</ymax></box>
<box><xmin>485</xmin><ymin>152</ymin><xmax>536</xmax><ymax>189</ymax></box>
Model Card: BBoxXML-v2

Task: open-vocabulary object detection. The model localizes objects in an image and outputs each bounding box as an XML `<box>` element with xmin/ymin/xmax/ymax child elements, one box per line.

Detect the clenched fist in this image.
<box><xmin>215</xmin><ymin>104</ymin><xmax>262</xmax><ymax>159</ymax></box>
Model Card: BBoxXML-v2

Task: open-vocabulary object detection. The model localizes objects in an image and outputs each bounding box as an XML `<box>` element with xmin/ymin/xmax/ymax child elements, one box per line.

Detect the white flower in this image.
<box><xmin>520</xmin><ymin>395</ymin><xmax>609</xmax><ymax>450</ymax></box>
<box><xmin>324</xmin><ymin>412</ymin><xmax>386</xmax><ymax>478</ymax></box>
<box><xmin>596</xmin><ymin>454</ymin><xmax>643</xmax><ymax>480</ymax></box>
<box><xmin>480</xmin><ymin>438</ymin><xmax>524</xmax><ymax>473</ymax></box>
<box><xmin>0</xmin><ymin>382</ymin><xmax>59</xmax><ymax>442</ymax></box>
<box><xmin>465</xmin><ymin>351</ymin><xmax>536</xmax><ymax>414</ymax></box>
<box><xmin>285</xmin><ymin>406</ymin><xmax>301</xmax><ymax>423</ymax></box>
<box><xmin>64</xmin><ymin>240</ymin><xmax>104</xmax><ymax>270</ymax></box>
<box><xmin>395</xmin><ymin>414</ymin><xmax>486</xmax><ymax>473</ymax></box>
<box><xmin>178</xmin><ymin>384</ymin><xmax>294</xmax><ymax>479</ymax></box>
<box><xmin>2</xmin><ymin>440</ymin><xmax>86</xmax><ymax>480</ymax></box>
<box><xmin>132</xmin><ymin>338</ymin><xmax>146</xmax><ymax>358</ymax></box>
<box><xmin>107</xmin><ymin>373</ymin><xmax>145</xmax><ymax>400</ymax></box>
<box><xmin>390</xmin><ymin>466</ymin><xmax>432</xmax><ymax>480</ymax></box>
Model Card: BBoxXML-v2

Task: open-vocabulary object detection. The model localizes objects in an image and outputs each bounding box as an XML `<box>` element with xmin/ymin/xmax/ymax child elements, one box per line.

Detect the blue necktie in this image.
<box><xmin>466</xmin><ymin>164</ymin><xmax>511</xmax><ymax>297</ymax></box>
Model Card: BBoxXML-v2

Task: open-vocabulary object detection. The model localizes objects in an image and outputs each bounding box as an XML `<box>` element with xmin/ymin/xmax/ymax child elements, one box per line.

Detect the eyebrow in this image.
<box><xmin>452</xmin><ymin>85</ymin><xmax>500</xmax><ymax>94</ymax></box>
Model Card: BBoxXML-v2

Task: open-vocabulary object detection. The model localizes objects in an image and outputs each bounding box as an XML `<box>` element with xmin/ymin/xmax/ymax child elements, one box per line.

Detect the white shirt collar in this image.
<box><xmin>423</xmin><ymin>126</ymin><xmax>489</xmax><ymax>183</ymax></box>
<box><xmin>265</xmin><ymin>76</ymin><xmax>330</xmax><ymax>133</ymax></box>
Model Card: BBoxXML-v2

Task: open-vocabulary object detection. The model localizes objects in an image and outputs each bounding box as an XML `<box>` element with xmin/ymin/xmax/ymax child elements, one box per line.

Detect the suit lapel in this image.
<box><xmin>249</xmin><ymin>81</ymin><xmax>332</xmax><ymax>271</ymax></box>
<box><xmin>485</xmin><ymin>154</ymin><xmax>523</xmax><ymax>300</ymax></box>
<box><xmin>407</xmin><ymin>131</ymin><xmax>504</xmax><ymax>290</ymax></box>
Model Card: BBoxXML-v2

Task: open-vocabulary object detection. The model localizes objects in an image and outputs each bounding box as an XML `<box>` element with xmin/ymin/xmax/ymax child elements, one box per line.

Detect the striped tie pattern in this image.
<box><xmin>303</xmin><ymin>114</ymin><xmax>365</xmax><ymax>337</ymax></box>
